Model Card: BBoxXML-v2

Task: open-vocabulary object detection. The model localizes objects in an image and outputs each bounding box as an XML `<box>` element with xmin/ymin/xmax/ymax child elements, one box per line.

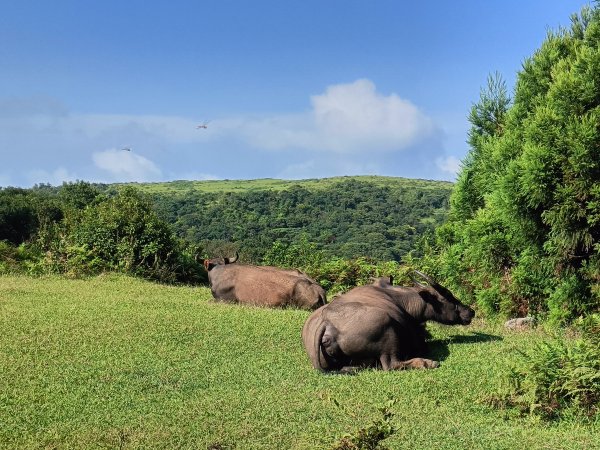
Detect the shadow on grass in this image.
<box><xmin>428</xmin><ymin>332</ymin><xmax>503</xmax><ymax>362</ymax></box>
<box><xmin>319</xmin><ymin>332</ymin><xmax>503</xmax><ymax>374</ymax></box>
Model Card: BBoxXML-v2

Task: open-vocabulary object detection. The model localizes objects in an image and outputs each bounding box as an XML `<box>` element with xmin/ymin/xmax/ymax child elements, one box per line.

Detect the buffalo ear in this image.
<box><xmin>225</xmin><ymin>252</ymin><xmax>239</xmax><ymax>264</ymax></box>
<box><xmin>418</xmin><ymin>289</ymin><xmax>439</xmax><ymax>306</ymax></box>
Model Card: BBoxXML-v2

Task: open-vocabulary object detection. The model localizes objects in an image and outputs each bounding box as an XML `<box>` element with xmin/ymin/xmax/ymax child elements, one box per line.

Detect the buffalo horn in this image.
<box><xmin>411</xmin><ymin>270</ymin><xmax>436</xmax><ymax>287</ymax></box>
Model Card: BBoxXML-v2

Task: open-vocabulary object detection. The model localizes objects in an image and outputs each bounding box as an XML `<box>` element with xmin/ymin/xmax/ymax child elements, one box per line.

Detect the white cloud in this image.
<box><xmin>436</xmin><ymin>155</ymin><xmax>462</xmax><ymax>177</ymax></box>
<box><xmin>310</xmin><ymin>79</ymin><xmax>435</xmax><ymax>152</ymax></box>
<box><xmin>1</xmin><ymin>83</ymin><xmax>450</xmax><ymax>186</ymax></box>
<box><xmin>2</xmin><ymin>82</ymin><xmax>434</xmax><ymax>159</ymax></box>
<box><xmin>92</xmin><ymin>149</ymin><xmax>162</xmax><ymax>182</ymax></box>
<box><xmin>239</xmin><ymin>79</ymin><xmax>437</xmax><ymax>154</ymax></box>
<box><xmin>175</xmin><ymin>171</ymin><xmax>220</xmax><ymax>181</ymax></box>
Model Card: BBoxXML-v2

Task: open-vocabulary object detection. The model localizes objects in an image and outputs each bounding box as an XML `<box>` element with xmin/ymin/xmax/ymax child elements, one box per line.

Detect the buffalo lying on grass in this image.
<box><xmin>202</xmin><ymin>253</ymin><xmax>326</xmax><ymax>310</ymax></box>
<box><xmin>302</xmin><ymin>272</ymin><xmax>475</xmax><ymax>372</ymax></box>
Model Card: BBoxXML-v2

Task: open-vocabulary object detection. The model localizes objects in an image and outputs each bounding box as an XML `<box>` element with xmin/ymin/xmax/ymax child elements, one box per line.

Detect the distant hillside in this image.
<box><xmin>129</xmin><ymin>176</ymin><xmax>454</xmax><ymax>263</ymax></box>
<box><xmin>116</xmin><ymin>175</ymin><xmax>451</xmax><ymax>194</ymax></box>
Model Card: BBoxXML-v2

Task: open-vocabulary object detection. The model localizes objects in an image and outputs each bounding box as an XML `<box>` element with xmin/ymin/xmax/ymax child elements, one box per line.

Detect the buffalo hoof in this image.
<box><xmin>393</xmin><ymin>358</ymin><xmax>440</xmax><ymax>370</ymax></box>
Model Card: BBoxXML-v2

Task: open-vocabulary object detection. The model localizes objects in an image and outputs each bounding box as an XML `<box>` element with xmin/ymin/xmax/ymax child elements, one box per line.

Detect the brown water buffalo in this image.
<box><xmin>202</xmin><ymin>253</ymin><xmax>326</xmax><ymax>310</ymax></box>
<box><xmin>302</xmin><ymin>272</ymin><xmax>474</xmax><ymax>372</ymax></box>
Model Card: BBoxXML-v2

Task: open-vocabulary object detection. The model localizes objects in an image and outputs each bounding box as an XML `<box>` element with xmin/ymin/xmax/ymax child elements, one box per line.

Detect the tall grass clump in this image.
<box><xmin>331</xmin><ymin>398</ymin><xmax>397</xmax><ymax>450</ymax></box>
<box><xmin>497</xmin><ymin>315</ymin><xmax>600</xmax><ymax>421</ymax></box>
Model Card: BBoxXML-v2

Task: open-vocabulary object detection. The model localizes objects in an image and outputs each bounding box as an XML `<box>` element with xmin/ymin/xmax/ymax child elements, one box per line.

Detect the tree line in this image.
<box><xmin>0</xmin><ymin>177</ymin><xmax>451</xmax><ymax>290</ymax></box>
<box><xmin>147</xmin><ymin>178</ymin><xmax>451</xmax><ymax>263</ymax></box>
<box><xmin>0</xmin><ymin>183</ymin><xmax>204</xmax><ymax>283</ymax></box>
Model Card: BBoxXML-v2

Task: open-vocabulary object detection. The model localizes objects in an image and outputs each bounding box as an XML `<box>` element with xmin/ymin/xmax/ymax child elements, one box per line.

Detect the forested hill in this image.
<box><xmin>126</xmin><ymin>176</ymin><xmax>453</xmax><ymax>262</ymax></box>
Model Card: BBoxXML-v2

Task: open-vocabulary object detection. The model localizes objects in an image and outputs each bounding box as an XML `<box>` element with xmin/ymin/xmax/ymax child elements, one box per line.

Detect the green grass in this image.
<box><xmin>113</xmin><ymin>175</ymin><xmax>453</xmax><ymax>195</ymax></box>
<box><xmin>1</xmin><ymin>275</ymin><xmax>598</xmax><ymax>449</ymax></box>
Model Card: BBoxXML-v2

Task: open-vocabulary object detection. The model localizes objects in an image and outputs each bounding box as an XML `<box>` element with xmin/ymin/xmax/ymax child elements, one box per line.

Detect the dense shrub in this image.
<box><xmin>422</xmin><ymin>6</ymin><xmax>600</xmax><ymax>323</ymax></box>
<box><xmin>0</xmin><ymin>241</ymin><xmax>43</xmax><ymax>275</ymax></box>
<box><xmin>52</xmin><ymin>187</ymin><xmax>202</xmax><ymax>282</ymax></box>
<box><xmin>494</xmin><ymin>315</ymin><xmax>600</xmax><ymax>421</ymax></box>
<box><xmin>0</xmin><ymin>189</ymin><xmax>39</xmax><ymax>245</ymax></box>
<box><xmin>0</xmin><ymin>183</ymin><xmax>207</xmax><ymax>283</ymax></box>
<box><xmin>263</xmin><ymin>236</ymin><xmax>414</xmax><ymax>295</ymax></box>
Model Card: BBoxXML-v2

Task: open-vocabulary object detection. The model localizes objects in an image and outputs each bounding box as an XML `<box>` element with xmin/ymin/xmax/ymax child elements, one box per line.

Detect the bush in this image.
<box><xmin>422</xmin><ymin>6</ymin><xmax>600</xmax><ymax>322</ymax></box>
<box><xmin>0</xmin><ymin>188</ymin><xmax>40</xmax><ymax>245</ymax></box>
<box><xmin>264</xmin><ymin>237</ymin><xmax>416</xmax><ymax>295</ymax></box>
<box><xmin>331</xmin><ymin>398</ymin><xmax>397</xmax><ymax>450</ymax></box>
<box><xmin>496</xmin><ymin>322</ymin><xmax>600</xmax><ymax>421</ymax></box>
<box><xmin>262</xmin><ymin>234</ymin><xmax>326</xmax><ymax>271</ymax></box>
<box><xmin>0</xmin><ymin>241</ymin><xmax>44</xmax><ymax>275</ymax></box>
<box><xmin>35</xmin><ymin>187</ymin><xmax>204</xmax><ymax>283</ymax></box>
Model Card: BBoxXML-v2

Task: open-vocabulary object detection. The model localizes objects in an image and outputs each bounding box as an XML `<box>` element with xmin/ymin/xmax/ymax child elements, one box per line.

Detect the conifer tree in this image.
<box><xmin>426</xmin><ymin>6</ymin><xmax>600</xmax><ymax>323</ymax></box>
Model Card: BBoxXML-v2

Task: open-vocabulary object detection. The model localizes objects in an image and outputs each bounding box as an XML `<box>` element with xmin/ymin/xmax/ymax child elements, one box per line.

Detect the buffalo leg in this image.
<box><xmin>391</xmin><ymin>358</ymin><xmax>439</xmax><ymax>370</ymax></box>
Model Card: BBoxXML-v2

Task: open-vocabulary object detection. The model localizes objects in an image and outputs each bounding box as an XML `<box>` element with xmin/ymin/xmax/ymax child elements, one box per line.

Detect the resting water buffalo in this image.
<box><xmin>302</xmin><ymin>272</ymin><xmax>475</xmax><ymax>372</ymax></box>
<box><xmin>202</xmin><ymin>253</ymin><xmax>326</xmax><ymax>310</ymax></box>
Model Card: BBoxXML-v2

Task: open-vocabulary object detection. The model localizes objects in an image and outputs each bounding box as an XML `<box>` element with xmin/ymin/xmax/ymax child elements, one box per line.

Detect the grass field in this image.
<box><xmin>113</xmin><ymin>175</ymin><xmax>453</xmax><ymax>195</ymax></box>
<box><xmin>1</xmin><ymin>275</ymin><xmax>598</xmax><ymax>449</ymax></box>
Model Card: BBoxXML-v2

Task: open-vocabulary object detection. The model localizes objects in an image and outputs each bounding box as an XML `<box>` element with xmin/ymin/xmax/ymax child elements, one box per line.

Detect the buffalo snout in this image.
<box><xmin>460</xmin><ymin>306</ymin><xmax>475</xmax><ymax>325</ymax></box>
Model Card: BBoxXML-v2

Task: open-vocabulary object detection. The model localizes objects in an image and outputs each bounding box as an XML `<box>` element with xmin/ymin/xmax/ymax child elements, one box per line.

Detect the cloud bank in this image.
<box><xmin>436</xmin><ymin>155</ymin><xmax>462</xmax><ymax>177</ymax></box>
<box><xmin>239</xmin><ymin>79</ymin><xmax>437</xmax><ymax>154</ymax></box>
<box><xmin>1</xmin><ymin>79</ymin><xmax>460</xmax><ymax>186</ymax></box>
<box><xmin>92</xmin><ymin>149</ymin><xmax>162</xmax><ymax>182</ymax></box>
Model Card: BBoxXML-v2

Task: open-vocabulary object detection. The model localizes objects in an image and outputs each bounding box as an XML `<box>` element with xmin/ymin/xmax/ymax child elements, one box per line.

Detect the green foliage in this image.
<box><xmin>1</xmin><ymin>176</ymin><xmax>448</xmax><ymax>285</ymax></box>
<box><xmin>499</xmin><ymin>325</ymin><xmax>599</xmax><ymax>421</ymax></box>
<box><xmin>424</xmin><ymin>5</ymin><xmax>600</xmax><ymax>322</ymax></box>
<box><xmin>0</xmin><ymin>242</ymin><xmax>43</xmax><ymax>275</ymax></box>
<box><xmin>0</xmin><ymin>188</ymin><xmax>37</xmax><ymax>244</ymax></box>
<box><xmin>451</xmin><ymin>73</ymin><xmax>511</xmax><ymax>221</ymax></box>
<box><xmin>331</xmin><ymin>398</ymin><xmax>397</xmax><ymax>450</ymax></box>
<box><xmin>310</xmin><ymin>258</ymin><xmax>414</xmax><ymax>296</ymax></box>
<box><xmin>0</xmin><ymin>182</ymin><xmax>204</xmax><ymax>283</ymax></box>
<box><xmin>151</xmin><ymin>177</ymin><xmax>451</xmax><ymax>264</ymax></box>
<box><xmin>262</xmin><ymin>236</ymin><xmax>415</xmax><ymax>294</ymax></box>
<box><xmin>57</xmin><ymin>180</ymin><xmax>104</xmax><ymax>210</ymax></box>
<box><xmin>262</xmin><ymin>234</ymin><xmax>327</xmax><ymax>270</ymax></box>
<box><xmin>60</xmin><ymin>187</ymin><xmax>195</xmax><ymax>282</ymax></box>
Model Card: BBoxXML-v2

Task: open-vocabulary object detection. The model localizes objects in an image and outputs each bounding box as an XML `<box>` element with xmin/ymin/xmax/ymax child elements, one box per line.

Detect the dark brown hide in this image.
<box><xmin>302</xmin><ymin>276</ymin><xmax>474</xmax><ymax>372</ymax></box>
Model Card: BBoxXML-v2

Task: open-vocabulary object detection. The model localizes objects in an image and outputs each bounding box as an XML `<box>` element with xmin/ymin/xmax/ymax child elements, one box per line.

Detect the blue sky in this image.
<box><xmin>0</xmin><ymin>1</ymin><xmax>589</xmax><ymax>187</ymax></box>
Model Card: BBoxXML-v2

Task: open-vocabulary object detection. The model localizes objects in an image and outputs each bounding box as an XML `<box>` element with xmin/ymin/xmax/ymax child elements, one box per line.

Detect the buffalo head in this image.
<box><xmin>201</xmin><ymin>252</ymin><xmax>239</xmax><ymax>272</ymax></box>
<box><xmin>409</xmin><ymin>270</ymin><xmax>474</xmax><ymax>325</ymax></box>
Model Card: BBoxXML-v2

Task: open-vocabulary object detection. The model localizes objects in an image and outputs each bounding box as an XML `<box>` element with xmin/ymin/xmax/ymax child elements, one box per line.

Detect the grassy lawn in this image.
<box><xmin>0</xmin><ymin>275</ymin><xmax>598</xmax><ymax>449</ymax></box>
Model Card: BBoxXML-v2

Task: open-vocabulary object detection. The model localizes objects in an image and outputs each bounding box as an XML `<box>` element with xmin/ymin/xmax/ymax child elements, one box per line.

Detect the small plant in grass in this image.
<box><xmin>331</xmin><ymin>398</ymin><xmax>397</xmax><ymax>450</ymax></box>
<box><xmin>489</xmin><ymin>316</ymin><xmax>600</xmax><ymax>421</ymax></box>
